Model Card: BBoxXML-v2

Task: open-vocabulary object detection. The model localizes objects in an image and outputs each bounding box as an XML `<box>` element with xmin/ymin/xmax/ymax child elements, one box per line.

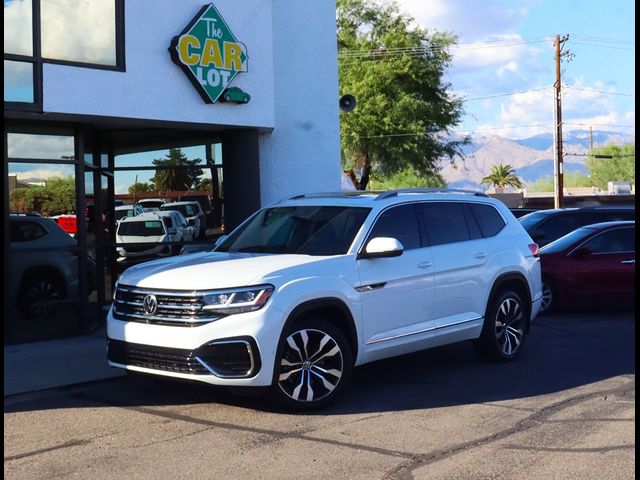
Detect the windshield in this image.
<box><xmin>117</xmin><ymin>220</ymin><xmax>165</xmax><ymax>236</ymax></box>
<box><xmin>540</xmin><ymin>226</ymin><xmax>595</xmax><ymax>254</ymax></box>
<box><xmin>216</xmin><ymin>206</ymin><xmax>371</xmax><ymax>255</ymax></box>
<box><xmin>162</xmin><ymin>204</ymin><xmax>195</xmax><ymax>217</ymax></box>
<box><xmin>114</xmin><ymin>208</ymin><xmax>135</xmax><ymax>221</ymax></box>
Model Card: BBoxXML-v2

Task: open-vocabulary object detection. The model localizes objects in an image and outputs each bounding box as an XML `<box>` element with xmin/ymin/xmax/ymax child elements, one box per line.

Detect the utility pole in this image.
<box><xmin>553</xmin><ymin>34</ymin><xmax>573</xmax><ymax>209</ymax></box>
<box><xmin>589</xmin><ymin>125</ymin><xmax>593</xmax><ymax>150</ymax></box>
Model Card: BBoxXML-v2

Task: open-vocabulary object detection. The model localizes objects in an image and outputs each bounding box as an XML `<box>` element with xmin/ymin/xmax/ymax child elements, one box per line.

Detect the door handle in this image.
<box><xmin>475</xmin><ymin>252</ymin><xmax>487</xmax><ymax>259</ymax></box>
<box><xmin>621</xmin><ymin>259</ymin><xmax>635</xmax><ymax>264</ymax></box>
<box><xmin>417</xmin><ymin>261</ymin><xmax>432</xmax><ymax>269</ymax></box>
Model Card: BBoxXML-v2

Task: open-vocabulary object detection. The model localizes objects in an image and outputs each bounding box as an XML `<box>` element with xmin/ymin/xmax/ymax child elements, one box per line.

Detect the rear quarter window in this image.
<box><xmin>10</xmin><ymin>220</ymin><xmax>47</xmax><ymax>242</ymax></box>
<box><xmin>469</xmin><ymin>204</ymin><xmax>506</xmax><ymax>237</ymax></box>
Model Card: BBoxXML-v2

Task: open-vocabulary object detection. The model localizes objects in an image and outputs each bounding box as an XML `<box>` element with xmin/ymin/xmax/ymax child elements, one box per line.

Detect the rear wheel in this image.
<box><xmin>540</xmin><ymin>276</ymin><xmax>557</xmax><ymax>314</ymax></box>
<box><xmin>475</xmin><ymin>290</ymin><xmax>528</xmax><ymax>361</ymax></box>
<box><xmin>270</xmin><ymin>320</ymin><xmax>353</xmax><ymax>411</ymax></box>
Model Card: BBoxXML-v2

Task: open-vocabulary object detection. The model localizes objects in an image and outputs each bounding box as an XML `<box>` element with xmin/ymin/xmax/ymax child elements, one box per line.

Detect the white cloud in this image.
<box><xmin>4</xmin><ymin>0</ymin><xmax>33</xmax><ymax>56</ymax></box>
<box><xmin>11</xmin><ymin>165</ymin><xmax>75</xmax><ymax>182</ymax></box>
<box><xmin>8</xmin><ymin>133</ymin><xmax>75</xmax><ymax>159</ymax></box>
<box><xmin>395</xmin><ymin>0</ymin><xmax>531</xmax><ymax>41</ymax></box>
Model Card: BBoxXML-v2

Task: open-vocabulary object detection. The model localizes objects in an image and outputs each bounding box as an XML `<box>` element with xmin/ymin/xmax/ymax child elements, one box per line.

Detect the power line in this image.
<box><xmin>564</xmin><ymin>86</ymin><xmax>635</xmax><ymax>97</ymax></box>
<box><xmin>463</xmin><ymin>87</ymin><xmax>552</xmax><ymax>102</ymax></box>
<box><xmin>569</xmin><ymin>41</ymin><xmax>635</xmax><ymax>51</ymax></box>
<box><xmin>563</xmin><ymin>122</ymin><xmax>636</xmax><ymax>128</ymax></box>
<box><xmin>564</xmin><ymin>152</ymin><xmax>636</xmax><ymax>158</ymax></box>
<box><xmin>356</xmin><ymin>124</ymin><xmax>552</xmax><ymax>139</ymax></box>
<box><xmin>568</xmin><ymin>34</ymin><xmax>635</xmax><ymax>45</ymax></box>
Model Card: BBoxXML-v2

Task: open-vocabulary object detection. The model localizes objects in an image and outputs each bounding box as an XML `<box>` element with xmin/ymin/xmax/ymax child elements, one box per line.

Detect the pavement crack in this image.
<box><xmin>383</xmin><ymin>379</ymin><xmax>635</xmax><ymax>480</ymax></box>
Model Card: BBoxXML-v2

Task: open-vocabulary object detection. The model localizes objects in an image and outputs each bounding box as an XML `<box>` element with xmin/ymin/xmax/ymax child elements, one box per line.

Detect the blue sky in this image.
<box><xmin>396</xmin><ymin>0</ymin><xmax>635</xmax><ymax>139</ymax></box>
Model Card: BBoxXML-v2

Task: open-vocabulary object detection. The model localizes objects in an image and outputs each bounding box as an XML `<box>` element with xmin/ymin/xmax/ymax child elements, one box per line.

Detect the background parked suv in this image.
<box><xmin>161</xmin><ymin>201</ymin><xmax>206</xmax><ymax>238</ymax></box>
<box><xmin>9</xmin><ymin>214</ymin><xmax>92</xmax><ymax>318</ymax></box>
<box><xmin>107</xmin><ymin>189</ymin><xmax>542</xmax><ymax>410</ymax></box>
<box><xmin>519</xmin><ymin>205</ymin><xmax>635</xmax><ymax>247</ymax></box>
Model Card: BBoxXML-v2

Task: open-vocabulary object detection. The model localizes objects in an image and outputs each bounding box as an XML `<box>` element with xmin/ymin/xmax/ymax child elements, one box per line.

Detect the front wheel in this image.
<box><xmin>270</xmin><ymin>320</ymin><xmax>353</xmax><ymax>411</ymax></box>
<box><xmin>475</xmin><ymin>290</ymin><xmax>528</xmax><ymax>361</ymax></box>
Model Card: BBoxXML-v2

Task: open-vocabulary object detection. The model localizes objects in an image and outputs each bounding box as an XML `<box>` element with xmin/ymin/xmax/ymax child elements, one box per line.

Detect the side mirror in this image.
<box><xmin>359</xmin><ymin>237</ymin><xmax>404</xmax><ymax>259</ymax></box>
<box><xmin>214</xmin><ymin>235</ymin><xmax>228</xmax><ymax>248</ymax></box>
<box><xmin>167</xmin><ymin>228</ymin><xmax>177</xmax><ymax>235</ymax></box>
<box><xmin>572</xmin><ymin>246</ymin><xmax>593</xmax><ymax>257</ymax></box>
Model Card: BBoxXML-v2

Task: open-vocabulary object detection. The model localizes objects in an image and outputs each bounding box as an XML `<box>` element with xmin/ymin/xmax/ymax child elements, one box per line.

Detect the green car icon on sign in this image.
<box><xmin>221</xmin><ymin>87</ymin><xmax>251</xmax><ymax>104</ymax></box>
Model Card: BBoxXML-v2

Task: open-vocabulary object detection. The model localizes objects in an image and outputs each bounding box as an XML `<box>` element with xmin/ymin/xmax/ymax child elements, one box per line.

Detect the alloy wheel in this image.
<box><xmin>540</xmin><ymin>282</ymin><xmax>553</xmax><ymax>313</ymax></box>
<box><xmin>278</xmin><ymin>328</ymin><xmax>344</xmax><ymax>403</ymax></box>
<box><xmin>494</xmin><ymin>297</ymin><xmax>524</xmax><ymax>356</ymax></box>
<box><xmin>26</xmin><ymin>280</ymin><xmax>61</xmax><ymax>317</ymax></box>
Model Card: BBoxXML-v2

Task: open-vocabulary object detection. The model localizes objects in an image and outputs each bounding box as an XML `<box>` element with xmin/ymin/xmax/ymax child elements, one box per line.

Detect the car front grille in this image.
<box><xmin>112</xmin><ymin>284</ymin><xmax>220</xmax><ymax>326</ymax></box>
<box><xmin>107</xmin><ymin>338</ymin><xmax>260</xmax><ymax>378</ymax></box>
<box><xmin>107</xmin><ymin>339</ymin><xmax>209</xmax><ymax>374</ymax></box>
<box><xmin>121</xmin><ymin>245</ymin><xmax>155</xmax><ymax>253</ymax></box>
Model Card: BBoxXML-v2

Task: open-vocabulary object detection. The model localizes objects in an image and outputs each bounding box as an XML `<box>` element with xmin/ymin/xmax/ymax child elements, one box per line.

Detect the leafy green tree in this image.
<box><xmin>586</xmin><ymin>144</ymin><xmax>635</xmax><ymax>189</ymax></box>
<box><xmin>368</xmin><ymin>167</ymin><xmax>446</xmax><ymax>190</ymax></box>
<box><xmin>481</xmin><ymin>164</ymin><xmax>524</xmax><ymax>189</ymax></box>
<box><xmin>151</xmin><ymin>148</ymin><xmax>203</xmax><ymax>191</ymax></box>
<box><xmin>526</xmin><ymin>172</ymin><xmax>593</xmax><ymax>193</ymax></box>
<box><xmin>128</xmin><ymin>181</ymin><xmax>154</xmax><ymax>195</ymax></box>
<box><xmin>197</xmin><ymin>177</ymin><xmax>213</xmax><ymax>191</ymax></box>
<box><xmin>9</xmin><ymin>176</ymin><xmax>76</xmax><ymax>215</ymax></box>
<box><xmin>338</xmin><ymin>0</ymin><xmax>468</xmax><ymax>190</ymax></box>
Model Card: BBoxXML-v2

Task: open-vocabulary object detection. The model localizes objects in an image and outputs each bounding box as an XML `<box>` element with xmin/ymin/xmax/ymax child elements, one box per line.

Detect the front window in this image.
<box><xmin>117</xmin><ymin>221</ymin><xmax>165</xmax><ymax>237</ymax></box>
<box><xmin>540</xmin><ymin>227</ymin><xmax>595</xmax><ymax>254</ymax></box>
<box><xmin>217</xmin><ymin>206</ymin><xmax>371</xmax><ymax>256</ymax></box>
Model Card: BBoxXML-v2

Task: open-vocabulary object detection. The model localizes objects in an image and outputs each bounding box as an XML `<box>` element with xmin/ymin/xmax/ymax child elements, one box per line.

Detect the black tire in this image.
<box><xmin>475</xmin><ymin>290</ymin><xmax>528</xmax><ymax>362</ymax></box>
<box><xmin>539</xmin><ymin>276</ymin><xmax>557</xmax><ymax>315</ymax></box>
<box><xmin>19</xmin><ymin>273</ymin><xmax>64</xmax><ymax>319</ymax></box>
<box><xmin>270</xmin><ymin>319</ymin><xmax>353</xmax><ymax>411</ymax></box>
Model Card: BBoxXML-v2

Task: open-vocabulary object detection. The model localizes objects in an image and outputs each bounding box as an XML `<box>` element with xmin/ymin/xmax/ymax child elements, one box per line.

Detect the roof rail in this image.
<box><xmin>279</xmin><ymin>191</ymin><xmax>380</xmax><ymax>202</ymax></box>
<box><xmin>375</xmin><ymin>188</ymin><xmax>489</xmax><ymax>200</ymax></box>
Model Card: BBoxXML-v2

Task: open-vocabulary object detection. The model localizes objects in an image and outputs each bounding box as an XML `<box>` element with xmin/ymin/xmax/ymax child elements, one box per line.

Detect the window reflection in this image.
<box><xmin>4</xmin><ymin>60</ymin><xmax>34</xmax><ymax>102</ymax></box>
<box><xmin>7</xmin><ymin>133</ymin><xmax>75</xmax><ymax>160</ymax></box>
<box><xmin>41</xmin><ymin>0</ymin><xmax>117</xmax><ymax>65</ymax></box>
<box><xmin>4</xmin><ymin>0</ymin><xmax>33</xmax><ymax>56</ymax></box>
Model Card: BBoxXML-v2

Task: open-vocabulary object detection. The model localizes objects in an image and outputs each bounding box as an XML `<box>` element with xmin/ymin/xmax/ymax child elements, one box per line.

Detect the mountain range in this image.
<box><xmin>443</xmin><ymin>130</ymin><xmax>634</xmax><ymax>190</ymax></box>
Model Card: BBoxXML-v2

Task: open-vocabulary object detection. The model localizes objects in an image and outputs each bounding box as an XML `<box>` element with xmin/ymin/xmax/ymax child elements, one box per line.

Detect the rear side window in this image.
<box><xmin>10</xmin><ymin>221</ymin><xmax>47</xmax><ymax>242</ymax></box>
<box><xmin>368</xmin><ymin>204</ymin><xmax>421</xmax><ymax>250</ymax></box>
<box><xmin>581</xmin><ymin>227</ymin><xmax>635</xmax><ymax>253</ymax></box>
<box><xmin>532</xmin><ymin>214</ymin><xmax>582</xmax><ymax>246</ymax></box>
<box><xmin>419</xmin><ymin>203</ymin><xmax>470</xmax><ymax>246</ymax></box>
<box><xmin>469</xmin><ymin>204</ymin><xmax>506</xmax><ymax>237</ymax></box>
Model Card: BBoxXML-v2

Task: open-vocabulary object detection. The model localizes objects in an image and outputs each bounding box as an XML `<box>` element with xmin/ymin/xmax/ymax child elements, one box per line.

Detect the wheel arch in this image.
<box><xmin>18</xmin><ymin>265</ymin><xmax>67</xmax><ymax>299</ymax></box>
<box><xmin>486</xmin><ymin>272</ymin><xmax>532</xmax><ymax>331</ymax></box>
<box><xmin>282</xmin><ymin>297</ymin><xmax>359</xmax><ymax>365</ymax></box>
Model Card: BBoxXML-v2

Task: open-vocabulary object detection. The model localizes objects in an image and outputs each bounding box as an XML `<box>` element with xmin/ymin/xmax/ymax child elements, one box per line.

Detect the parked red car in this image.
<box><xmin>538</xmin><ymin>221</ymin><xmax>635</xmax><ymax>314</ymax></box>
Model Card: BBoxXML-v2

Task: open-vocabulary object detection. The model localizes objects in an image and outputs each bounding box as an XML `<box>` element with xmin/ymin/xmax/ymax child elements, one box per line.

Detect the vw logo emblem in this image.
<box><xmin>142</xmin><ymin>294</ymin><xmax>158</xmax><ymax>315</ymax></box>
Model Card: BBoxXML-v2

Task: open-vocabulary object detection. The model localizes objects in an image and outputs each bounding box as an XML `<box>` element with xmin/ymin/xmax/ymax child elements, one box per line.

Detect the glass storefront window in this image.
<box><xmin>4</xmin><ymin>60</ymin><xmax>34</xmax><ymax>103</ymax></box>
<box><xmin>7</xmin><ymin>133</ymin><xmax>75</xmax><ymax>160</ymax></box>
<box><xmin>41</xmin><ymin>0</ymin><xmax>117</xmax><ymax>65</ymax></box>
<box><xmin>4</xmin><ymin>0</ymin><xmax>33</xmax><ymax>56</ymax></box>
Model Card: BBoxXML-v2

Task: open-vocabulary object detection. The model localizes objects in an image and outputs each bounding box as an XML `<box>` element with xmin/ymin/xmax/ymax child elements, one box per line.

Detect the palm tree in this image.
<box><xmin>481</xmin><ymin>164</ymin><xmax>524</xmax><ymax>189</ymax></box>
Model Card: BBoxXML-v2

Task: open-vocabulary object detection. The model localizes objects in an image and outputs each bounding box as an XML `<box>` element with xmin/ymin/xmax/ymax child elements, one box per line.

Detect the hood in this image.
<box><xmin>118</xmin><ymin>252</ymin><xmax>333</xmax><ymax>290</ymax></box>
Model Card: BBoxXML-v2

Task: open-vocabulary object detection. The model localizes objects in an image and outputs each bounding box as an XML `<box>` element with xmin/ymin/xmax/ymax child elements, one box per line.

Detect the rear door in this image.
<box><xmin>418</xmin><ymin>202</ymin><xmax>492</xmax><ymax>327</ymax></box>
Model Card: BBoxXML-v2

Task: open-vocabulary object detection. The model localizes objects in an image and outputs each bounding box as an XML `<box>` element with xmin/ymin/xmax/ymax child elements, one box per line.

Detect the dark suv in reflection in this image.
<box><xmin>519</xmin><ymin>206</ymin><xmax>635</xmax><ymax>247</ymax></box>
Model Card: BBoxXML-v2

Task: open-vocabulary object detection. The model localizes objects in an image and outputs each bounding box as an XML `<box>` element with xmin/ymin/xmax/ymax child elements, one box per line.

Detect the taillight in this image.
<box><xmin>528</xmin><ymin>243</ymin><xmax>540</xmax><ymax>257</ymax></box>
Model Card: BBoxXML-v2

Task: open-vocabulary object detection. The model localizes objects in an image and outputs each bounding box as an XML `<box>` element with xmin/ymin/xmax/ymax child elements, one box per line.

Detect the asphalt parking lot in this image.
<box><xmin>4</xmin><ymin>311</ymin><xmax>635</xmax><ymax>480</ymax></box>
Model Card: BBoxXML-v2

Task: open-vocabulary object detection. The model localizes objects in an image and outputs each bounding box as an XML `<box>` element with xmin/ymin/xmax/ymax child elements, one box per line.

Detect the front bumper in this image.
<box><xmin>106</xmin><ymin>304</ymin><xmax>285</xmax><ymax>387</ymax></box>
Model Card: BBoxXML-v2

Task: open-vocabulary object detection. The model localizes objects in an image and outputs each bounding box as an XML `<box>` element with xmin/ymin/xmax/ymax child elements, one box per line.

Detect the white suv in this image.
<box><xmin>107</xmin><ymin>189</ymin><xmax>542</xmax><ymax>410</ymax></box>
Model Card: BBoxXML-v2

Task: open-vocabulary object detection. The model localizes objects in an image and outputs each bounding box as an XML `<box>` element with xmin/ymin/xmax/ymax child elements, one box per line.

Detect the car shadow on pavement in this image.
<box><xmin>4</xmin><ymin>312</ymin><xmax>635</xmax><ymax>415</ymax></box>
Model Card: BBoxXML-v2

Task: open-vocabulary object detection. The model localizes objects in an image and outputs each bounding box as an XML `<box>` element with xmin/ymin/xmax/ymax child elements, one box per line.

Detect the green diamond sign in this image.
<box><xmin>169</xmin><ymin>3</ymin><xmax>249</xmax><ymax>104</ymax></box>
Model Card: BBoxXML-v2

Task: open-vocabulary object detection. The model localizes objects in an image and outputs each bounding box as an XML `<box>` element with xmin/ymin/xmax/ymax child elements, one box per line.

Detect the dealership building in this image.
<box><xmin>4</xmin><ymin>0</ymin><xmax>341</xmax><ymax>343</ymax></box>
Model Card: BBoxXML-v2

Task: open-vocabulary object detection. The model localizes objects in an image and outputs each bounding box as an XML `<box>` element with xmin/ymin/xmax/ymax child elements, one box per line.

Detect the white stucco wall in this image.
<box><xmin>43</xmin><ymin>0</ymin><xmax>275</xmax><ymax>128</ymax></box>
<box><xmin>42</xmin><ymin>0</ymin><xmax>341</xmax><ymax>204</ymax></box>
<box><xmin>258</xmin><ymin>0</ymin><xmax>341</xmax><ymax>205</ymax></box>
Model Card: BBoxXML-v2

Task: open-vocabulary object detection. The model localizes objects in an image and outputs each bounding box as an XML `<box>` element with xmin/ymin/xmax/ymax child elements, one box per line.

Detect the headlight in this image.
<box><xmin>202</xmin><ymin>285</ymin><xmax>274</xmax><ymax>315</ymax></box>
